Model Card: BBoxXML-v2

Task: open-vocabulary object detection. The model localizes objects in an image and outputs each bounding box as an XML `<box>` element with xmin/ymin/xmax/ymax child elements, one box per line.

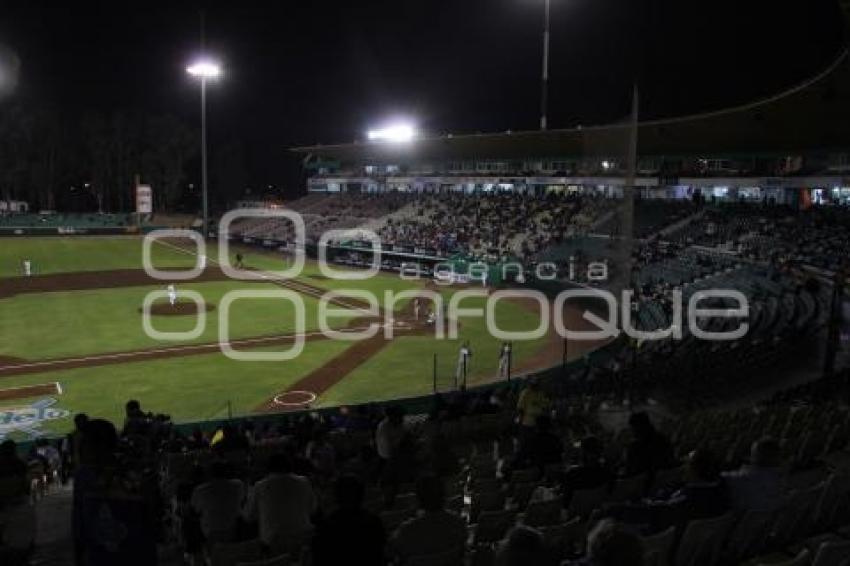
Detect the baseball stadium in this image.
<box><xmin>2</xmin><ymin>1</ymin><xmax>850</xmax><ymax>565</ymax></box>
<box><xmin>3</xmin><ymin>39</ymin><xmax>850</xmax><ymax>437</ymax></box>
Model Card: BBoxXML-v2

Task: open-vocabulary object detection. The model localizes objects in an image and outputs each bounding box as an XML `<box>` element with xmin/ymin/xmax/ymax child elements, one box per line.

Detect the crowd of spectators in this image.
<box><xmin>4</xmin><ymin>364</ymin><xmax>850</xmax><ymax>566</ymax></box>
<box><xmin>673</xmin><ymin>203</ymin><xmax>850</xmax><ymax>274</ymax></box>
<box><xmin>230</xmin><ymin>190</ymin><xmax>615</xmax><ymax>262</ymax></box>
<box><xmin>376</xmin><ymin>191</ymin><xmax>604</xmax><ymax>261</ymax></box>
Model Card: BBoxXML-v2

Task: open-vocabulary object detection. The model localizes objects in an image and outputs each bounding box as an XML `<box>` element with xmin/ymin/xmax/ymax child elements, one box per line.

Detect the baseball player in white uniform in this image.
<box><xmin>167</xmin><ymin>284</ymin><xmax>177</xmax><ymax>306</ymax></box>
<box><xmin>498</xmin><ymin>342</ymin><xmax>512</xmax><ymax>379</ymax></box>
<box><xmin>455</xmin><ymin>342</ymin><xmax>472</xmax><ymax>385</ymax></box>
<box><xmin>22</xmin><ymin>259</ymin><xmax>32</xmax><ymax>277</ymax></box>
<box><xmin>198</xmin><ymin>253</ymin><xmax>207</xmax><ymax>271</ymax></box>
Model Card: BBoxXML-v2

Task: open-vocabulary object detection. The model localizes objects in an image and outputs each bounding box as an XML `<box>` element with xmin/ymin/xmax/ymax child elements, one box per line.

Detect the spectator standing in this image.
<box><xmin>516</xmin><ymin>379</ymin><xmax>549</xmax><ymax>434</ymax></box>
<box><xmin>243</xmin><ymin>453</ymin><xmax>315</xmax><ymax>553</ymax></box>
<box><xmin>73</xmin><ymin>419</ymin><xmax>158</xmax><ymax>566</ymax></box>
<box><xmin>375</xmin><ymin>407</ymin><xmax>405</xmax><ymax>464</ymax></box>
<box><xmin>190</xmin><ymin>461</ymin><xmax>245</xmax><ymax>544</ymax></box>
<box><xmin>721</xmin><ymin>437</ymin><xmax>785</xmax><ymax>511</ymax></box>
<box><xmin>121</xmin><ymin>400</ymin><xmax>150</xmax><ymax>437</ymax></box>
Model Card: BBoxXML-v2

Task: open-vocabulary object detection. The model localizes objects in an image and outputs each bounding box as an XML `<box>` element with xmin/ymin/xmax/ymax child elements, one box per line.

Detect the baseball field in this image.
<box><xmin>0</xmin><ymin>235</ymin><xmax>587</xmax><ymax>438</ymax></box>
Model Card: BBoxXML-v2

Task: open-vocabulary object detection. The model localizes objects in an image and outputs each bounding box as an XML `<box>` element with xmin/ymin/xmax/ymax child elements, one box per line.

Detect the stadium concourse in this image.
<box><xmin>2</xmin><ymin>197</ymin><xmax>849</xmax><ymax>566</ymax></box>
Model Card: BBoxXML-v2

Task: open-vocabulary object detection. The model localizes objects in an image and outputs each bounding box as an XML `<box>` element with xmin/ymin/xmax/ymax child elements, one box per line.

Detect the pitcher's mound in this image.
<box><xmin>140</xmin><ymin>301</ymin><xmax>216</xmax><ymax>316</ymax></box>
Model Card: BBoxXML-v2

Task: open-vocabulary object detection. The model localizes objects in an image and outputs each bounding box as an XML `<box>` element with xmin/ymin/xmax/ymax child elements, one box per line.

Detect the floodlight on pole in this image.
<box><xmin>186</xmin><ymin>58</ymin><xmax>221</xmax><ymax>238</ymax></box>
<box><xmin>367</xmin><ymin>123</ymin><xmax>416</xmax><ymax>143</ymax></box>
<box><xmin>186</xmin><ymin>60</ymin><xmax>222</xmax><ymax>79</ymax></box>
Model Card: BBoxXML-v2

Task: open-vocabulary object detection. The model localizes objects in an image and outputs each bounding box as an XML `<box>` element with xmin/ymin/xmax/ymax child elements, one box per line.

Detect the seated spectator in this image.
<box><xmin>377</xmin><ymin>406</ymin><xmax>415</xmax><ymax>489</ymax></box>
<box><xmin>511</xmin><ymin>415</ymin><xmax>563</xmax><ymax>474</ymax></box>
<box><xmin>496</xmin><ymin>526</ymin><xmax>555</xmax><ymax>566</ymax></box>
<box><xmin>608</xmin><ymin>448</ymin><xmax>727</xmax><ymax>532</ymax></box>
<box><xmin>243</xmin><ymin>453</ymin><xmax>315</xmax><ymax>553</ymax></box>
<box><xmin>583</xmin><ymin>519</ymin><xmax>645</xmax><ymax>566</ymax></box>
<box><xmin>425</xmin><ymin>429</ymin><xmax>460</xmax><ymax>478</ymax></box>
<box><xmin>341</xmin><ymin>445</ymin><xmax>382</xmax><ymax>486</ymax></box>
<box><xmin>721</xmin><ymin>437</ymin><xmax>785</xmax><ymax>511</ymax></box>
<box><xmin>313</xmin><ymin>475</ymin><xmax>385</xmax><ymax>566</ymax></box>
<box><xmin>306</xmin><ymin>429</ymin><xmax>336</xmax><ymax>479</ymax></box>
<box><xmin>390</xmin><ymin>474</ymin><xmax>467</xmax><ymax>561</ymax></box>
<box><xmin>190</xmin><ymin>460</ymin><xmax>245</xmax><ymax>544</ymax></box>
<box><xmin>561</xmin><ymin>436</ymin><xmax>614</xmax><ymax>506</ymax></box>
<box><xmin>624</xmin><ymin>412</ymin><xmax>674</xmax><ymax>478</ymax></box>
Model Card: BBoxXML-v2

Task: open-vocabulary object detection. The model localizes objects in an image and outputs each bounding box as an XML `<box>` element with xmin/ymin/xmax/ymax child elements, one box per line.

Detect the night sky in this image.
<box><xmin>1</xmin><ymin>0</ymin><xmax>845</xmax><ymax>193</ymax></box>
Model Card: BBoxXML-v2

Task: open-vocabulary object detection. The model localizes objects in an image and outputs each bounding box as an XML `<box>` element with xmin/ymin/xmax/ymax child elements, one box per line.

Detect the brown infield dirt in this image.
<box><xmin>140</xmin><ymin>301</ymin><xmax>217</xmax><ymax>316</ymax></box>
<box><xmin>0</xmin><ymin>382</ymin><xmax>59</xmax><ymax>402</ymax></box>
<box><xmin>0</xmin><ymin>266</ymin><xmax>233</xmax><ymax>299</ymax></box>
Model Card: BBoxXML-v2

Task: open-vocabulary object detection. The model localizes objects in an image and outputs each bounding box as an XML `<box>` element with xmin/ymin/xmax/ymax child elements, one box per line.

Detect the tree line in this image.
<box><xmin>0</xmin><ymin>102</ymin><xmax>198</xmax><ymax>213</ymax></box>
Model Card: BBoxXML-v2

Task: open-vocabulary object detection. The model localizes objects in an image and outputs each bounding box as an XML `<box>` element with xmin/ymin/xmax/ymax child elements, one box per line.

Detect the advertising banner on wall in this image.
<box><xmin>136</xmin><ymin>185</ymin><xmax>153</xmax><ymax>214</ymax></box>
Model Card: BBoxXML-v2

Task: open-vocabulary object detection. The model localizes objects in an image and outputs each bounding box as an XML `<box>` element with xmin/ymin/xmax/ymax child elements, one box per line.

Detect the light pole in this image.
<box><xmin>186</xmin><ymin>59</ymin><xmax>221</xmax><ymax>237</ymax></box>
<box><xmin>540</xmin><ymin>0</ymin><xmax>551</xmax><ymax>131</ymax></box>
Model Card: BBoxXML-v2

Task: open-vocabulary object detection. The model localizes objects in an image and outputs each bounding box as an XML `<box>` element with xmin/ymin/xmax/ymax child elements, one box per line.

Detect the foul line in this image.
<box><xmin>0</xmin><ymin>381</ymin><xmax>62</xmax><ymax>393</ymax></box>
<box><xmin>0</xmin><ymin>326</ymin><xmax>375</xmax><ymax>374</ymax></box>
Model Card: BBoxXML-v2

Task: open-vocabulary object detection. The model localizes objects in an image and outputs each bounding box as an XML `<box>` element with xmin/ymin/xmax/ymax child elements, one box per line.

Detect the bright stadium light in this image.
<box><xmin>367</xmin><ymin>123</ymin><xmax>416</xmax><ymax>142</ymax></box>
<box><xmin>186</xmin><ymin>59</ymin><xmax>222</xmax><ymax>79</ymax></box>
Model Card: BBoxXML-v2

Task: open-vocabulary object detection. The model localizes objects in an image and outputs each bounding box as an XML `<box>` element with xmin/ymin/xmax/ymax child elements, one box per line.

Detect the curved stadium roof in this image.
<box><xmin>293</xmin><ymin>43</ymin><xmax>850</xmax><ymax>163</ymax></box>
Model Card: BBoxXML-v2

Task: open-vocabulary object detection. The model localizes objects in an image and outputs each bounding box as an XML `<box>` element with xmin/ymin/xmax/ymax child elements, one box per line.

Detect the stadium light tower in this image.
<box><xmin>540</xmin><ymin>0</ymin><xmax>551</xmax><ymax>131</ymax></box>
<box><xmin>186</xmin><ymin>58</ymin><xmax>222</xmax><ymax>237</ymax></box>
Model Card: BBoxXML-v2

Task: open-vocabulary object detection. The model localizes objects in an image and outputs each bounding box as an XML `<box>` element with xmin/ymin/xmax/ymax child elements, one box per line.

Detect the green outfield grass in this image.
<box><xmin>0</xmin><ymin>236</ymin><xmax>194</xmax><ymax>277</ymax></box>
<box><xmin>317</xmin><ymin>292</ymin><xmax>550</xmax><ymax>406</ymax></box>
<box><xmin>0</xmin><ymin>340</ymin><xmax>354</xmax><ymax>437</ymax></box>
<box><xmin>0</xmin><ymin>280</ymin><xmax>357</xmax><ymax>360</ymax></box>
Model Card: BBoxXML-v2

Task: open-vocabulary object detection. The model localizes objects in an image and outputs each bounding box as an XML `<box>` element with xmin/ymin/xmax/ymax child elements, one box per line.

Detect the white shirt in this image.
<box><xmin>376</xmin><ymin>418</ymin><xmax>404</xmax><ymax>460</ymax></box>
<box><xmin>244</xmin><ymin>473</ymin><xmax>315</xmax><ymax>545</ymax></box>
<box><xmin>191</xmin><ymin>478</ymin><xmax>246</xmax><ymax>536</ymax></box>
